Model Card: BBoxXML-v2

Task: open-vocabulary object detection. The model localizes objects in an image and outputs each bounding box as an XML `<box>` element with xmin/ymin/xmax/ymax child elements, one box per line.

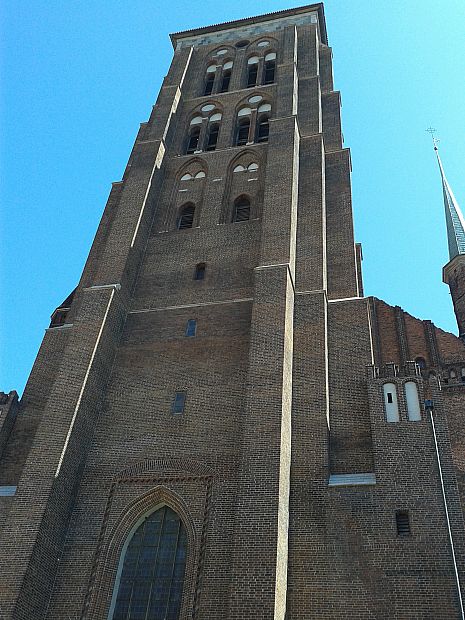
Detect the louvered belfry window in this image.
<box><xmin>396</xmin><ymin>511</ymin><xmax>411</xmax><ymax>536</ymax></box>
<box><xmin>111</xmin><ymin>506</ymin><xmax>187</xmax><ymax>620</ymax></box>
<box><xmin>233</xmin><ymin>196</ymin><xmax>251</xmax><ymax>222</ymax></box>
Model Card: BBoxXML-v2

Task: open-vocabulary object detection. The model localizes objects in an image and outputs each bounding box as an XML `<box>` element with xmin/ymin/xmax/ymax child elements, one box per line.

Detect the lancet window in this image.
<box><xmin>110</xmin><ymin>506</ymin><xmax>187</xmax><ymax>620</ymax></box>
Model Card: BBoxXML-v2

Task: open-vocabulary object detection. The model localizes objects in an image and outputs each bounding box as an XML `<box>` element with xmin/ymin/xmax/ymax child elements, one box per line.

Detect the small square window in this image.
<box><xmin>171</xmin><ymin>392</ymin><xmax>186</xmax><ymax>414</ymax></box>
<box><xmin>185</xmin><ymin>319</ymin><xmax>197</xmax><ymax>337</ymax></box>
<box><xmin>396</xmin><ymin>511</ymin><xmax>411</xmax><ymax>536</ymax></box>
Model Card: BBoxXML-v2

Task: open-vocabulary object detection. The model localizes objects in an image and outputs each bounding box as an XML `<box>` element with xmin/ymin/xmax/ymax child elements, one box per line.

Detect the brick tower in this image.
<box><xmin>1</xmin><ymin>5</ymin><xmax>465</xmax><ymax>619</ymax></box>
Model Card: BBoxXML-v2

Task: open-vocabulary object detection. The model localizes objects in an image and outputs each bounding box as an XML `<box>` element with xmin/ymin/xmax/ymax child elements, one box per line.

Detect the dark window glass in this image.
<box><xmin>233</xmin><ymin>196</ymin><xmax>251</xmax><ymax>222</ymax></box>
<box><xmin>235</xmin><ymin>39</ymin><xmax>249</xmax><ymax>48</ymax></box>
<box><xmin>415</xmin><ymin>357</ymin><xmax>426</xmax><ymax>370</ymax></box>
<box><xmin>186</xmin><ymin>127</ymin><xmax>200</xmax><ymax>154</ymax></box>
<box><xmin>256</xmin><ymin>115</ymin><xmax>270</xmax><ymax>143</ymax></box>
<box><xmin>219</xmin><ymin>69</ymin><xmax>231</xmax><ymax>93</ymax></box>
<box><xmin>236</xmin><ymin>119</ymin><xmax>250</xmax><ymax>146</ymax></box>
<box><xmin>185</xmin><ymin>319</ymin><xmax>196</xmax><ymax>337</ymax></box>
<box><xmin>177</xmin><ymin>204</ymin><xmax>195</xmax><ymax>230</ymax></box>
<box><xmin>204</xmin><ymin>73</ymin><xmax>214</xmax><ymax>96</ymax></box>
<box><xmin>263</xmin><ymin>60</ymin><xmax>276</xmax><ymax>84</ymax></box>
<box><xmin>387</xmin><ymin>393</ymin><xmax>393</xmax><ymax>404</ymax></box>
<box><xmin>112</xmin><ymin>506</ymin><xmax>187</xmax><ymax>620</ymax></box>
<box><xmin>396</xmin><ymin>511</ymin><xmax>411</xmax><ymax>536</ymax></box>
<box><xmin>171</xmin><ymin>392</ymin><xmax>187</xmax><ymax>414</ymax></box>
<box><xmin>194</xmin><ymin>263</ymin><xmax>206</xmax><ymax>280</ymax></box>
<box><xmin>205</xmin><ymin>123</ymin><xmax>219</xmax><ymax>151</ymax></box>
<box><xmin>247</xmin><ymin>64</ymin><xmax>258</xmax><ymax>88</ymax></box>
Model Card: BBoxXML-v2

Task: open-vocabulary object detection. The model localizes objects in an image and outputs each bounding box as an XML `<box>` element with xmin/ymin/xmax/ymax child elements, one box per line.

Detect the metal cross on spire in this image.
<box><xmin>426</xmin><ymin>126</ymin><xmax>440</xmax><ymax>150</ymax></box>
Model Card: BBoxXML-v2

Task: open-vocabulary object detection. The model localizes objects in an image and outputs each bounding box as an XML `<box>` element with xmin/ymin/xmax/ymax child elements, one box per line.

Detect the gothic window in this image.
<box><xmin>383</xmin><ymin>383</ymin><xmax>399</xmax><ymax>422</ymax></box>
<box><xmin>177</xmin><ymin>204</ymin><xmax>195</xmax><ymax>230</ymax></box>
<box><xmin>247</xmin><ymin>57</ymin><xmax>259</xmax><ymax>88</ymax></box>
<box><xmin>219</xmin><ymin>61</ymin><xmax>233</xmax><ymax>93</ymax></box>
<box><xmin>194</xmin><ymin>263</ymin><xmax>206</xmax><ymax>280</ymax></box>
<box><xmin>185</xmin><ymin>319</ymin><xmax>197</xmax><ymax>337</ymax></box>
<box><xmin>236</xmin><ymin>119</ymin><xmax>250</xmax><ymax>146</ymax></box>
<box><xmin>233</xmin><ymin>196</ymin><xmax>251</xmax><ymax>222</ymax></box>
<box><xmin>186</xmin><ymin>122</ymin><xmax>201</xmax><ymax>154</ymax></box>
<box><xmin>205</xmin><ymin>123</ymin><xmax>219</xmax><ymax>151</ymax></box>
<box><xmin>263</xmin><ymin>53</ymin><xmax>276</xmax><ymax>84</ymax></box>
<box><xmin>204</xmin><ymin>64</ymin><xmax>216</xmax><ymax>96</ymax></box>
<box><xmin>256</xmin><ymin>114</ymin><xmax>270</xmax><ymax>143</ymax></box>
<box><xmin>110</xmin><ymin>506</ymin><xmax>187</xmax><ymax>620</ymax></box>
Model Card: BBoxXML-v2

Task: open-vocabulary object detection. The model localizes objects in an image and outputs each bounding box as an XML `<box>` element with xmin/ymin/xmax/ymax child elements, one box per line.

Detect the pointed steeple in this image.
<box><xmin>434</xmin><ymin>143</ymin><xmax>465</xmax><ymax>260</ymax></box>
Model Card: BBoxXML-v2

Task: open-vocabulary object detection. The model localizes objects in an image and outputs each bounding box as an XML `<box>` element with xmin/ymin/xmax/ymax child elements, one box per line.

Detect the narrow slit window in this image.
<box><xmin>263</xmin><ymin>54</ymin><xmax>276</xmax><ymax>84</ymax></box>
<box><xmin>177</xmin><ymin>204</ymin><xmax>195</xmax><ymax>230</ymax></box>
<box><xmin>204</xmin><ymin>65</ymin><xmax>216</xmax><ymax>96</ymax></box>
<box><xmin>396</xmin><ymin>511</ymin><xmax>411</xmax><ymax>536</ymax></box>
<box><xmin>219</xmin><ymin>63</ymin><xmax>232</xmax><ymax>93</ymax></box>
<box><xmin>236</xmin><ymin>118</ymin><xmax>250</xmax><ymax>146</ymax></box>
<box><xmin>185</xmin><ymin>319</ymin><xmax>197</xmax><ymax>337</ymax></box>
<box><xmin>171</xmin><ymin>391</ymin><xmax>187</xmax><ymax>414</ymax></box>
<box><xmin>194</xmin><ymin>263</ymin><xmax>206</xmax><ymax>280</ymax></box>
<box><xmin>205</xmin><ymin>123</ymin><xmax>219</xmax><ymax>151</ymax></box>
<box><xmin>256</xmin><ymin>115</ymin><xmax>270</xmax><ymax>143</ymax></box>
<box><xmin>247</xmin><ymin>58</ymin><xmax>259</xmax><ymax>88</ymax></box>
<box><xmin>186</xmin><ymin>126</ymin><xmax>200</xmax><ymax>154</ymax></box>
<box><xmin>387</xmin><ymin>392</ymin><xmax>393</xmax><ymax>404</ymax></box>
<box><xmin>233</xmin><ymin>196</ymin><xmax>251</xmax><ymax>222</ymax></box>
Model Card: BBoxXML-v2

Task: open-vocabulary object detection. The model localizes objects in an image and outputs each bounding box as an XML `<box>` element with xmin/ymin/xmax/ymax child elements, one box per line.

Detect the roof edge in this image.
<box><xmin>169</xmin><ymin>4</ymin><xmax>327</xmax><ymax>48</ymax></box>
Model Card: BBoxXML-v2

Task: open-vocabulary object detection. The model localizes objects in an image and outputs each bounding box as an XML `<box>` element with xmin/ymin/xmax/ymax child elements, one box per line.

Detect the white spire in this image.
<box><xmin>428</xmin><ymin>131</ymin><xmax>465</xmax><ymax>260</ymax></box>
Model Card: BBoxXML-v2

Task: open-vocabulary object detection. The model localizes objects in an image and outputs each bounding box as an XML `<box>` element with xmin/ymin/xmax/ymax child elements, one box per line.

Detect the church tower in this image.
<box><xmin>1</xmin><ymin>5</ymin><xmax>465</xmax><ymax>619</ymax></box>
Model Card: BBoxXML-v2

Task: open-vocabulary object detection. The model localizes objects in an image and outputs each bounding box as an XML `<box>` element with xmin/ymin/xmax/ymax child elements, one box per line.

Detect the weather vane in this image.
<box><xmin>426</xmin><ymin>127</ymin><xmax>440</xmax><ymax>149</ymax></box>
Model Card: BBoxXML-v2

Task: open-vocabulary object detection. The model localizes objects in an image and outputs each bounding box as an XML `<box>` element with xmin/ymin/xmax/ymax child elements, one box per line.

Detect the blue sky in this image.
<box><xmin>1</xmin><ymin>1</ymin><xmax>465</xmax><ymax>395</ymax></box>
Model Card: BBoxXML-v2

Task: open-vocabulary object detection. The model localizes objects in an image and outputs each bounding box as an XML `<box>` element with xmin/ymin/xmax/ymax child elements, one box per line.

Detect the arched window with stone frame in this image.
<box><xmin>108</xmin><ymin>505</ymin><xmax>188</xmax><ymax>620</ymax></box>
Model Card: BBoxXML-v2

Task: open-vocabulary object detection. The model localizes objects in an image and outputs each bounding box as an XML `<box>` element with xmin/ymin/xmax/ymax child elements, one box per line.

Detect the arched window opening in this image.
<box><xmin>219</xmin><ymin>61</ymin><xmax>233</xmax><ymax>93</ymax></box>
<box><xmin>204</xmin><ymin>65</ymin><xmax>216</xmax><ymax>96</ymax></box>
<box><xmin>233</xmin><ymin>196</ymin><xmax>251</xmax><ymax>223</ymax></box>
<box><xmin>236</xmin><ymin>118</ymin><xmax>250</xmax><ymax>146</ymax></box>
<box><xmin>256</xmin><ymin>115</ymin><xmax>270</xmax><ymax>143</ymax></box>
<box><xmin>194</xmin><ymin>263</ymin><xmax>206</xmax><ymax>280</ymax></box>
<box><xmin>205</xmin><ymin>123</ymin><xmax>219</xmax><ymax>151</ymax></box>
<box><xmin>383</xmin><ymin>383</ymin><xmax>399</xmax><ymax>422</ymax></box>
<box><xmin>110</xmin><ymin>506</ymin><xmax>187</xmax><ymax>620</ymax></box>
<box><xmin>405</xmin><ymin>381</ymin><xmax>421</xmax><ymax>421</ymax></box>
<box><xmin>263</xmin><ymin>53</ymin><xmax>276</xmax><ymax>84</ymax></box>
<box><xmin>177</xmin><ymin>204</ymin><xmax>195</xmax><ymax>230</ymax></box>
<box><xmin>415</xmin><ymin>357</ymin><xmax>426</xmax><ymax>371</ymax></box>
<box><xmin>247</xmin><ymin>57</ymin><xmax>259</xmax><ymax>88</ymax></box>
<box><xmin>186</xmin><ymin>126</ymin><xmax>200</xmax><ymax>155</ymax></box>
